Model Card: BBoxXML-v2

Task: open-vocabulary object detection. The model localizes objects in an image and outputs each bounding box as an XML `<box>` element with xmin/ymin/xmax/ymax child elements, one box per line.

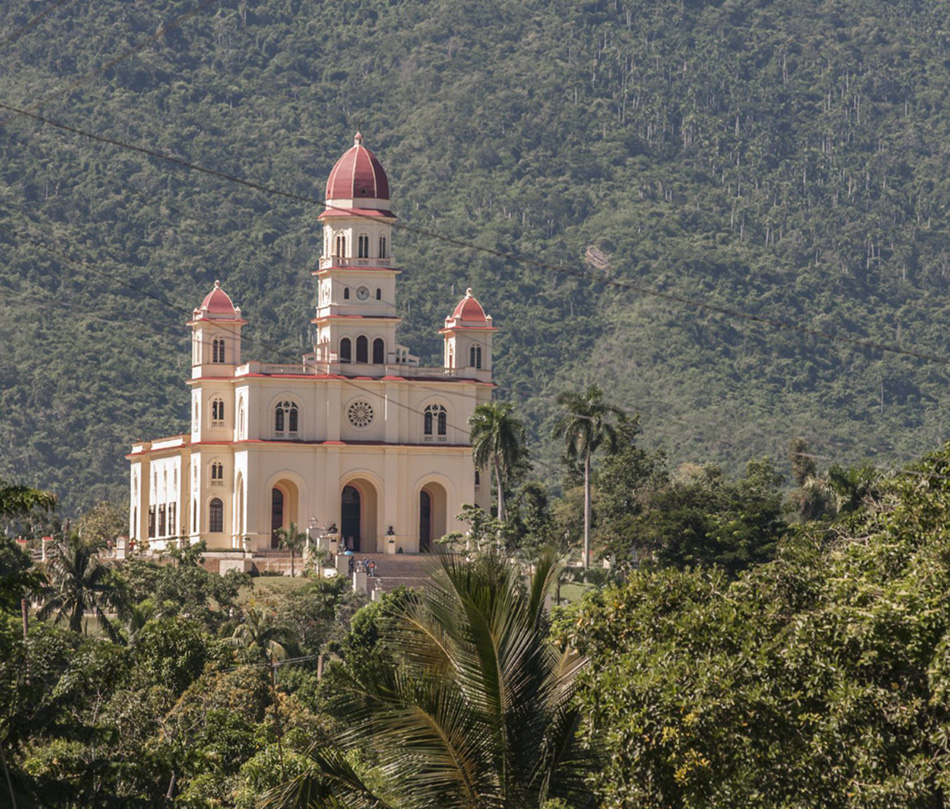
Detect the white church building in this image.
<box><xmin>128</xmin><ymin>134</ymin><xmax>495</xmax><ymax>554</ymax></box>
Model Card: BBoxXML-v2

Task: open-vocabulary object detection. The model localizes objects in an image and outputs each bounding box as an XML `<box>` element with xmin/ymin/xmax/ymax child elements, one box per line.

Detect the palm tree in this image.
<box><xmin>275</xmin><ymin>521</ymin><xmax>307</xmax><ymax>577</ymax></box>
<box><xmin>469</xmin><ymin>401</ymin><xmax>527</xmax><ymax>523</ymax></box>
<box><xmin>262</xmin><ymin>548</ymin><xmax>594</xmax><ymax>809</ymax></box>
<box><xmin>553</xmin><ymin>385</ymin><xmax>624</xmax><ymax>569</ymax></box>
<box><xmin>38</xmin><ymin>533</ymin><xmax>127</xmax><ymax>641</ymax></box>
<box><xmin>230</xmin><ymin>606</ymin><xmax>293</xmax><ymax>779</ymax></box>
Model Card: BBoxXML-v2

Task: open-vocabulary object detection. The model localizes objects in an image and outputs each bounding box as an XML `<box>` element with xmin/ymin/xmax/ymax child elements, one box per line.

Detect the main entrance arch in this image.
<box><xmin>340</xmin><ymin>478</ymin><xmax>379</xmax><ymax>552</ymax></box>
<box><xmin>419</xmin><ymin>482</ymin><xmax>448</xmax><ymax>552</ymax></box>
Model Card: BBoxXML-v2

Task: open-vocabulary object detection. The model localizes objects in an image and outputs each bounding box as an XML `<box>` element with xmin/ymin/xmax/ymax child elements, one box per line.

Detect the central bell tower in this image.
<box><xmin>311</xmin><ymin>133</ymin><xmax>408</xmax><ymax>370</ymax></box>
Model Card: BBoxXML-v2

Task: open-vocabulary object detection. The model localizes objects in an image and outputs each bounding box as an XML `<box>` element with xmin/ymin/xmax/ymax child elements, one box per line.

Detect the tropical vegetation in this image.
<box><xmin>469</xmin><ymin>401</ymin><xmax>528</xmax><ymax>523</ymax></box>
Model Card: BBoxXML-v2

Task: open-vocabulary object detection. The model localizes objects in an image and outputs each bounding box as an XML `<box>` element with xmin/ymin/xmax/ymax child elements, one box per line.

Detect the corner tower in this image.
<box><xmin>442</xmin><ymin>288</ymin><xmax>495</xmax><ymax>383</ymax></box>
<box><xmin>189</xmin><ymin>280</ymin><xmax>244</xmax><ymax>379</ymax></box>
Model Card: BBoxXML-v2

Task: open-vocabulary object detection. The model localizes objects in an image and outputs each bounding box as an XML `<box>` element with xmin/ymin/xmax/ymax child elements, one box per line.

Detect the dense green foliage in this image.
<box><xmin>0</xmin><ymin>535</ymin><xmax>361</xmax><ymax>807</ymax></box>
<box><xmin>560</xmin><ymin>442</ymin><xmax>950</xmax><ymax>808</ymax></box>
<box><xmin>3</xmin><ymin>0</ymin><xmax>950</xmax><ymax>510</ymax></box>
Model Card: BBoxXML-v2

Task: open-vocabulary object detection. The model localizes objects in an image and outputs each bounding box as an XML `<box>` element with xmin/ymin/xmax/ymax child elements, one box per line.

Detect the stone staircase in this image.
<box><xmin>342</xmin><ymin>552</ymin><xmax>438</xmax><ymax>595</ymax></box>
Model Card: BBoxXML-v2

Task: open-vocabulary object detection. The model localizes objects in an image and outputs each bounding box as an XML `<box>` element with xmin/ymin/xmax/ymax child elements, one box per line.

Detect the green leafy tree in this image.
<box><xmin>0</xmin><ymin>478</ymin><xmax>55</xmax><ymax>521</ymax></box>
<box><xmin>264</xmin><ymin>550</ymin><xmax>594</xmax><ymax>809</ymax></box>
<box><xmin>596</xmin><ymin>416</ymin><xmax>668</xmax><ymax>567</ymax></box>
<box><xmin>787</xmin><ymin>438</ymin><xmax>834</xmax><ymax>522</ymax></box>
<box><xmin>826</xmin><ymin>462</ymin><xmax>881</xmax><ymax>515</ymax></box>
<box><xmin>553</xmin><ymin>385</ymin><xmax>624</xmax><ymax>568</ymax></box>
<box><xmin>275</xmin><ymin>521</ymin><xmax>307</xmax><ymax>578</ymax></box>
<box><xmin>508</xmin><ymin>481</ymin><xmax>557</xmax><ymax>560</ymax></box>
<box><xmin>229</xmin><ymin>606</ymin><xmax>295</xmax><ymax>782</ymax></box>
<box><xmin>558</xmin><ymin>443</ymin><xmax>950</xmax><ymax>808</ymax></box>
<box><xmin>0</xmin><ymin>536</ymin><xmax>43</xmax><ymax>614</ymax></box>
<box><xmin>120</xmin><ymin>540</ymin><xmax>247</xmax><ymax>631</ymax></box>
<box><xmin>38</xmin><ymin>533</ymin><xmax>128</xmax><ymax>641</ymax></box>
<box><xmin>633</xmin><ymin>460</ymin><xmax>787</xmax><ymax>576</ymax></box>
<box><xmin>76</xmin><ymin>501</ymin><xmax>126</xmax><ymax>548</ymax></box>
<box><xmin>469</xmin><ymin>401</ymin><xmax>528</xmax><ymax>523</ymax></box>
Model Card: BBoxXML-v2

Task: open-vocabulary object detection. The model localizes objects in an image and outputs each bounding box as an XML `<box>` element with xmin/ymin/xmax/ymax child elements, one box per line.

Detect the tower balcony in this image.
<box><xmin>318</xmin><ymin>256</ymin><xmax>394</xmax><ymax>270</ymax></box>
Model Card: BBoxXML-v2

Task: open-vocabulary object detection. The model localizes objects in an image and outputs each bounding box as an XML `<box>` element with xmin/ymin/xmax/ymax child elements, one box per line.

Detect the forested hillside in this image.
<box><xmin>3</xmin><ymin>0</ymin><xmax>950</xmax><ymax>512</ymax></box>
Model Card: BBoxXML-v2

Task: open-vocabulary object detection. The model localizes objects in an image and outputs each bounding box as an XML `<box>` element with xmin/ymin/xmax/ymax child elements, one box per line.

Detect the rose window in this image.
<box><xmin>347</xmin><ymin>400</ymin><xmax>374</xmax><ymax>428</ymax></box>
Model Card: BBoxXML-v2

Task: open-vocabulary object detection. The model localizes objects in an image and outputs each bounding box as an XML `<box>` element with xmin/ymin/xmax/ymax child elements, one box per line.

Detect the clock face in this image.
<box><xmin>356</xmin><ymin>285</ymin><xmax>370</xmax><ymax>300</ymax></box>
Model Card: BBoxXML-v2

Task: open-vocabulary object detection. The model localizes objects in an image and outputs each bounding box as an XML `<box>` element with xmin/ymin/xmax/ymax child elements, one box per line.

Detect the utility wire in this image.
<box><xmin>1</xmin><ymin>101</ymin><xmax>946</xmax><ymax>368</ymax></box>
<box><xmin>0</xmin><ymin>0</ymin><xmax>73</xmax><ymax>50</ymax></box>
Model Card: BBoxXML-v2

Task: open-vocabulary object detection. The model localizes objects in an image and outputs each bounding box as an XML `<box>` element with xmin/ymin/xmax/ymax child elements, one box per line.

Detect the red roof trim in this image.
<box><xmin>317</xmin><ymin>208</ymin><xmax>396</xmax><ymax>220</ymax></box>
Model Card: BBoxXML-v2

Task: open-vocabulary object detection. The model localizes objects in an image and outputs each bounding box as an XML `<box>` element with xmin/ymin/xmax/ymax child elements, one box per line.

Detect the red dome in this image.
<box><xmin>325</xmin><ymin>132</ymin><xmax>390</xmax><ymax>201</ymax></box>
<box><xmin>451</xmin><ymin>289</ymin><xmax>489</xmax><ymax>323</ymax></box>
<box><xmin>195</xmin><ymin>280</ymin><xmax>239</xmax><ymax>318</ymax></box>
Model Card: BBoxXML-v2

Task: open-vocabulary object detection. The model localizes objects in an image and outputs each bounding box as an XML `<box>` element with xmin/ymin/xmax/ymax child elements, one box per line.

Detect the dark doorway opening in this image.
<box><xmin>271</xmin><ymin>488</ymin><xmax>284</xmax><ymax>548</ymax></box>
<box><xmin>341</xmin><ymin>485</ymin><xmax>361</xmax><ymax>551</ymax></box>
<box><xmin>419</xmin><ymin>490</ymin><xmax>432</xmax><ymax>552</ymax></box>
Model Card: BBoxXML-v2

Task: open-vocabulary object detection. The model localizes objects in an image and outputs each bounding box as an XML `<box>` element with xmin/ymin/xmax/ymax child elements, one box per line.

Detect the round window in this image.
<box><xmin>347</xmin><ymin>400</ymin><xmax>374</xmax><ymax>428</ymax></box>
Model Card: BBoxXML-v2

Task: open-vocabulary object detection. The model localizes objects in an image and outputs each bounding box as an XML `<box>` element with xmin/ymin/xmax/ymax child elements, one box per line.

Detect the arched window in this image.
<box><xmin>424</xmin><ymin>405</ymin><xmax>447</xmax><ymax>442</ymax></box>
<box><xmin>238</xmin><ymin>398</ymin><xmax>245</xmax><ymax>439</ymax></box>
<box><xmin>335</xmin><ymin>234</ymin><xmax>346</xmax><ymax>257</ymax></box>
<box><xmin>211</xmin><ymin>398</ymin><xmax>225</xmax><ymax>427</ymax></box>
<box><xmin>213</xmin><ymin>337</ymin><xmax>225</xmax><ymax>363</ymax></box>
<box><xmin>211</xmin><ymin>462</ymin><xmax>224</xmax><ymax>481</ymax></box>
<box><xmin>373</xmin><ymin>338</ymin><xmax>384</xmax><ymax>364</ymax></box>
<box><xmin>475</xmin><ymin>470</ymin><xmax>481</xmax><ymax>487</ymax></box>
<box><xmin>379</xmin><ymin>236</ymin><xmax>387</xmax><ymax>258</ymax></box>
<box><xmin>469</xmin><ymin>345</ymin><xmax>483</xmax><ymax>369</ymax></box>
<box><xmin>340</xmin><ymin>337</ymin><xmax>351</xmax><ymax>363</ymax></box>
<box><xmin>274</xmin><ymin>401</ymin><xmax>299</xmax><ymax>436</ymax></box>
<box><xmin>358</xmin><ymin>233</ymin><xmax>369</xmax><ymax>258</ymax></box>
<box><xmin>209</xmin><ymin>498</ymin><xmax>224</xmax><ymax>533</ymax></box>
<box><xmin>376</xmin><ymin>287</ymin><xmax>382</xmax><ymax>300</ymax></box>
<box><xmin>356</xmin><ymin>336</ymin><xmax>368</xmax><ymax>363</ymax></box>
<box><xmin>159</xmin><ymin>504</ymin><xmax>166</xmax><ymax>536</ymax></box>
<box><xmin>148</xmin><ymin>506</ymin><xmax>156</xmax><ymax>538</ymax></box>
<box><xmin>344</xmin><ymin>287</ymin><xmax>350</xmax><ymax>300</ymax></box>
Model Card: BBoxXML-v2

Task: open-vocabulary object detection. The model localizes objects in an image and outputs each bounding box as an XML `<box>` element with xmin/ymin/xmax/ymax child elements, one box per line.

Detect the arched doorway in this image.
<box><xmin>269</xmin><ymin>479</ymin><xmax>300</xmax><ymax>550</ymax></box>
<box><xmin>419</xmin><ymin>490</ymin><xmax>432</xmax><ymax>552</ymax></box>
<box><xmin>340</xmin><ymin>479</ymin><xmax>379</xmax><ymax>552</ymax></box>
<box><xmin>419</xmin><ymin>482</ymin><xmax>448</xmax><ymax>553</ymax></box>
<box><xmin>270</xmin><ymin>488</ymin><xmax>284</xmax><ymax>548</ymax></box>
<box><xmin>341</xmin><ymin>485</ymin><xmax>361</xmax><ymax>551</ymax></box>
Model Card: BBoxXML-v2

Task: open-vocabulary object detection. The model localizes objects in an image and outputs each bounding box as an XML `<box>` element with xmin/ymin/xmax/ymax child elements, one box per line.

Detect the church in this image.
<box><xmin>128</xmin><ymin>134</ymin><xmax>495</xmax><ymax>555</ymax></box>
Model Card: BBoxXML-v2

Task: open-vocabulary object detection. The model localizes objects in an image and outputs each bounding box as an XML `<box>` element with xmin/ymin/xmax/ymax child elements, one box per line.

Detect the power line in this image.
<box><xmin>0</xmin><ymin>0</ymin><xmax>73</xmax><ymax>50</ymax></box>
<box><xmin>2</xmin><ymin>101</ymin><xmax>946</xmax><ymax>368</ymax></box>
<box><xmin>0</xmin><ymin>219</ymin><xmax>306</xmax><ymax>361</ymax></box>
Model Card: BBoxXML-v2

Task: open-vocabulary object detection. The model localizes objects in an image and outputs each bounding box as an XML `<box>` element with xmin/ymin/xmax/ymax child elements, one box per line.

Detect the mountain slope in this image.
<box><xmin>2</xmin><ymin>0</ymin><xmax>950</xmax><ymax>511</ymax></box>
